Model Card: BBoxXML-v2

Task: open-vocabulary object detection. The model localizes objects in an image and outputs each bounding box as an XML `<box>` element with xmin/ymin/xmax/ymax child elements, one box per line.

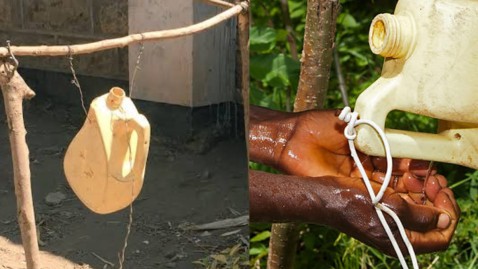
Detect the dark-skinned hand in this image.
<box><xmin>249</xmin><ymin>105</ymin><xmax>460</xmax><ymax>256</ymax></box>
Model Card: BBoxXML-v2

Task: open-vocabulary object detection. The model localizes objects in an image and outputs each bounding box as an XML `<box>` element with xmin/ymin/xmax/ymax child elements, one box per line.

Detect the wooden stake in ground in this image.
<box><xmin>236</xmin><ymin>0</ymin><xmax>250</xmax><ymax>151</ymax></box>
<box><xmin>267</xmin><ymin>0</ymin><xmax>340</xmax><ymax>268</ymax></box>
<box><xmin>0</xmin><ymin>59</ymin><xmax>40</xmax><ymax>269</ymax></box>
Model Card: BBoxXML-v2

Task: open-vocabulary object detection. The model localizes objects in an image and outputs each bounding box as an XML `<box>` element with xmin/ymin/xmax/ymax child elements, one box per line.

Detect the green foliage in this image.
<box><xmin>250</xmin><ymin>0</ymin><xmax>478</xmax><ymax>268</ymax></box>
<box><xmin>250</xmin><ymin>0</ymin><xmax>305</xmax><ymax>110</ymax></box>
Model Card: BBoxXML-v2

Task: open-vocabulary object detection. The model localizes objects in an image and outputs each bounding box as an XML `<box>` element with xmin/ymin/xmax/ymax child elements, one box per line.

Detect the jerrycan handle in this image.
<box><xmin>106</xmin><ymin>87</ymin><xmax>150</xmax><ymax>182</ymax></box>
<box><xmin>109</xmin><ymin>114</ymin><xmax>150</xmax><ymax>182</ymax></box>
<box><xmin>126</xmin><ymin>114</ymin><xmax>150</xmax><ymax>181</ymax></box>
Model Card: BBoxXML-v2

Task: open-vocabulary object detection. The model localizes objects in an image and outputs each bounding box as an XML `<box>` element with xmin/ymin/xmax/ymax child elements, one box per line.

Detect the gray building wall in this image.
<box><xmin>0</xmin><ymin>0</ymin><xmax>237</xmax><ymax>107</ymax></box>
<box><xmin>0</xmin><ymin>0</ymin><xmax>128</xmax><ymax>80</ymax></box>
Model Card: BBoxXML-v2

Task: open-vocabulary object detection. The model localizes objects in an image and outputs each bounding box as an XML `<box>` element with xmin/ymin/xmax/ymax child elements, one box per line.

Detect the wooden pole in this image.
<box><xmin>0</xmin><ymin>59</ymin><xmax>39</xmax><ymax>269</ymax></box>
<box><xmin>203</xmin><ymin>0</ymin><xmax>235</xmax><ymax>8</ymax></box>
<box><xmin>0</xmin><ymin>2</ymin><xmax>248</xmax><ymax>58</ymax></box>
<box><xmin>236</xmin><ymin>0</ymin><xmax>250</xmax><ymax>150</ymax></box>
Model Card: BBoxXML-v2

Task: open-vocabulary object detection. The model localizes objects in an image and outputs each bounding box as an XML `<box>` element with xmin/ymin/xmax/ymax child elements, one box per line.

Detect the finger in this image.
<box><xmin>372</xmin><ymin>157</ymin><xmax>409</xmax><ymax>175</ymax></box>
<box><xmin>372</xmin><ymin>171</ymin><xmax>390</xmax><ymax>185</ymax></box>
<box><xmin>371</xmin><ymin>172</ymin><xmax>403</xmax><ymax>190</ymax></box>
<box><xmin>424</xmin><ymin>175</ymin><xmax>443</xmax><ymax>202</ymax></box>
<box><xmin>402</xmin><ymin>172</ymin><xmax>425</xmax><ymax>193</ymax></box>
<box><xmin>435</xmin><ymin>188</ymin><xmax>460</xmax><ymax>220</ymax></box>
<box><xmin>403</xmin><ymin>192</ymin><xmax>427</xmax><ymax>205</ymax></box>
<box><xmin>371</xmin><ymin>157</ymin><xmax>438</xmax><ymax>177</ymax></box>
<box><xmin>409</xmin><ymin>160</ymin><xmax>437</xmax><ymax>177</ymax></box>
<box><xmin>406</xmin><ymin>226</ymin><xmax>452</xmax><ymax>254</ymax></box>
<box><xmin>350</xmin><ymin>153</ymin><xmax>374</xmax><ymax>178</ymax></box>
<box><xmin>408</xmin><ymin>190</ymin><xmax>459</xmax><ymax>254</ymax></box>
<box><xmin>372</xmin><ymin>171</ymin><xmax>423</xmax><ymax>193</ymax></box>
<box><xmin>371</xmin><ymin>171</ymin><xmax>386</xmax><ymax>185</ymax></box>
<box><xmin>382</xmin><ymin>193</ymin><xmax>444</xmax><ymax>232</ymax></box>
<box><xmin>436</xmin><ymin>174</ymin><xmax>448</xmax><ymax>188</ymax></box>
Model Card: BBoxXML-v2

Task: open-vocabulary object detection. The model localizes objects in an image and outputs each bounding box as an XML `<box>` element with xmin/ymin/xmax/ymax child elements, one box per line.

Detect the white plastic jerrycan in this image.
<box><xmin>354</xmin><ymin>0</ymin><xmax>478</xmax><ymax>169</ymax></box>
<box><xmin>64</xmin><ymin>87</ymin><xmax>150</xmax><ymax>214</ymax></box>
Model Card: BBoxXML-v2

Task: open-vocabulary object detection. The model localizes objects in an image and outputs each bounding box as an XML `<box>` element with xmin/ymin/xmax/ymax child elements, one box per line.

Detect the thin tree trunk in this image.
<box><xmin>334</xmin><ymin>48</ymin><xmax>349</xmax><ymax>107</ymax></box>
<box><xmin>0</xmin><ymin>60</ymin><xmax>40</xmax><ymax>269</ymax></box>
<box><xmin>267</xmin><ymin>223</ymin><xmax>300</xmax><ymax>269</ymax></box>
<box><xmin>279</xmin><ymin>0</ymin><xmax>299</xmax><ymax>60</ymax></box>
<box><xmin>279</xmin><ymin>0</ymin><xmax>298</xmax><ymax>112</ymax></box>
<box><xmin>267</xmin><ymin>1</ymin><xmax>339</xmax><ymax>268</ymax></box>
<box><xmin>294</xmin><ymin>0</ymin><xmax>339</xmax><ymax>111</ymax></box>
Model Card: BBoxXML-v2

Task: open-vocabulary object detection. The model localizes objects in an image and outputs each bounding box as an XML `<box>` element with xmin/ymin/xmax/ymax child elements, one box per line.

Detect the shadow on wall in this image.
<box><xmin>19</xmin><ymin>68</ymin><xmax>245</xmax><ymax>143</ymax></box>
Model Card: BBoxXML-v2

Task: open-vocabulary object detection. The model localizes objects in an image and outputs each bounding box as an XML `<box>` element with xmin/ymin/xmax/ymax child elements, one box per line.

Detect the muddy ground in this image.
<box><xmin>0</xmin><ymin>80</ymin><xmax>249</xmax><ymax>268</ymax></box>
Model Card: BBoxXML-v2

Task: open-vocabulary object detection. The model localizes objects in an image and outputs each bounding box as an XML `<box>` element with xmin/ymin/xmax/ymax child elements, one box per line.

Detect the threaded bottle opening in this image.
<box><xmin>371</xmin><ymin>19</ymin><xmax>386</xmax><ymax>51</ymax></box>
<box><xmin>107</xmin><ymin>87</ymin><xmax>125</xmax><ymax>110</ymax></box>
<box><xmin>369</xmin><ymin>13</ymin><xmax>415</xmax><ymax>58</ymax></box>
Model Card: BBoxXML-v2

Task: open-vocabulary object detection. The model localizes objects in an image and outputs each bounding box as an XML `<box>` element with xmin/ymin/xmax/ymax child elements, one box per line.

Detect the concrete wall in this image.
<box><xmin>0</xmin><ymin>0</ymin><xmax>128</xmax><ymax>80</ymax></box>
<box><xmin>0</xmin><ymin>0</ymin><xmax>238</xmax><ymax>107</ymax></box>
<box><xmin>129</xmin><ymin>0</ymin><xmax>237</xmax><ymax>106</ymax></box>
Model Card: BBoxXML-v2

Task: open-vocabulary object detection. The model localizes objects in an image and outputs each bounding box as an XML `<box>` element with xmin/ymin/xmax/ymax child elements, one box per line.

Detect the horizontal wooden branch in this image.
<box><xmin>202</xmin><ymin>0</ymin><xmax>235</xmax><ymax>8</ymax></box>
<box><xmin>0</xmin><ymin>1</ymin><xmax>248</xmax><ymax>57</ymax></box>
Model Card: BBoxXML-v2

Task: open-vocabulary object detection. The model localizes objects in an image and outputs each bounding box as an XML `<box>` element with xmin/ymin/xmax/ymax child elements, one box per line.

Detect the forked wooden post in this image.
<box><xmin>0</xmin><ymin>60</ymin><xmax>40</xmax><ymax>269</ymax></box>
<box><xmin>236</xmin><ymin>0</ymin><xmax>250</xmax><ymax>151</ymax></box>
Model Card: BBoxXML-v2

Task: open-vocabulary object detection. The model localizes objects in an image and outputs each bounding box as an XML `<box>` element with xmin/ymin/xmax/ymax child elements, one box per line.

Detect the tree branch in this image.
<box><xmin>0</xmin><ymin>60</ymin><xmax>39</xmax><ymax>269</ymax></box>
<box><xmin>203</xmin><ymin>0</ymin><xmax>235</xmax><ymax>8</ymax></box>
<box><xmin>279</xmin><ymin>0</ymin><xmax>298</xmax><ymax>112</ymax></box>
<box><xmin>0</xmin><ymin>2</ymin><xmax>248</xmax><ymax>57</ymax></box>
<box><xmin>333</xmin><ymin>47</ymin><xmax>349</xmax><ymax>107</ymax></box>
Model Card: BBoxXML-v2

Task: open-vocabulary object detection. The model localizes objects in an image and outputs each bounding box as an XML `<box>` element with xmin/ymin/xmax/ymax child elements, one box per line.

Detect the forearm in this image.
<box><xmin>249</xmin><ymin>105</ymin><xmax>298</xmax><ymax>168</ymax></box>
<box><xmin>249</xmin><ymin>170</ymin><xmax>376</xmax><ymax>230</ymax></box>
<box><xmin>249</xmin><ymin>170</ymin><xmax>391</xmax><ymax>253</ymax></box>
<box><xmin>249</xmin><ymin>170</ymin><xmax>335</xmax><ymax>225</ymax></box>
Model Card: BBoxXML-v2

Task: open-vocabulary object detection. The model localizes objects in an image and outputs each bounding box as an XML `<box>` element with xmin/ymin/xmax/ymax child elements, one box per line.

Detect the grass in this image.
<box><xmin>194</xmin><ymin>243</ymin><xmax>249</xmax><ymax>269</ymax></box>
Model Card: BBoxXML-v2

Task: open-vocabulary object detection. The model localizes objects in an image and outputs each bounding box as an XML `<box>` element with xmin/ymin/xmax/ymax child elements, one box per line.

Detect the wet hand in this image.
<box><xmin>336</xmin><ymin>171</ymin><xmax>460</xmax><ymax>256</ymax></box>
<box><xmin>249</xmin><ymin>106</ymin><xmax>460</xmax><ymax>255</ymax></box>
<box><xmin>249</xmin><ymin>106</ymin><xmax>371</xmax><ymax>177</ymax></box>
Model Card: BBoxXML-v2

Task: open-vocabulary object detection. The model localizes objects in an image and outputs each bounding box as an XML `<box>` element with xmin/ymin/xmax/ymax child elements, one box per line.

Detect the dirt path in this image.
<box><xmin>0</xmin><ymin>94</ymin><xmax>248</xmax><ymax>268</ymax></box>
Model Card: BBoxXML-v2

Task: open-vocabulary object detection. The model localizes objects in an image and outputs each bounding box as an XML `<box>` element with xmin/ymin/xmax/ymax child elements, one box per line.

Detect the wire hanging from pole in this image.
<box><xmin>117</xmin><ymin>41</ymin><xmax>145</xmax><ymax>269</ymax></box>
<box><xmin>68</xmin><ymin>46</ymin><xmax>88</xmax><ymax>118</ymax></box>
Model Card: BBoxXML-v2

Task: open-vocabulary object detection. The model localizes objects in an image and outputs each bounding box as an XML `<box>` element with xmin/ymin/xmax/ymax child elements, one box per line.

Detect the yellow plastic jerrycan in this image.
<box><xmin>354</xmin><ymin>0</ymin><xmax>478</xmax><ymax>169</ymax></box>
<box><xmin>64</xmin><ymin>87</ymin><xmax>150</xmax><ymax>214</ymax></box>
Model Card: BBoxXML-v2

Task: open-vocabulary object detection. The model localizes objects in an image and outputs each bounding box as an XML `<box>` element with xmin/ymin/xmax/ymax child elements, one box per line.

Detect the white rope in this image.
<box><xmin>338</xmin><ymin>106</ymin><xmax>419</xmax><ymax>269</ymax></box>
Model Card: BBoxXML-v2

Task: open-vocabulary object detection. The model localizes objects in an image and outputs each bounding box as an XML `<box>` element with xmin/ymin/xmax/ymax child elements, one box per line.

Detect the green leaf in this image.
<box><xmin>264</xmin><ymin>53</ymin><xmax>300</xmax><ymax>88</ymax></box>
<box><xmin>338</xmin><ymin>13</ymin><xmax>359</xmax><ymax>28</ymax></box>
<box><xmin>346</xmin><ymin>49</ymin><xmax>370</xmax><ymax>67</ymax></box>
<box><xmin>250</xmin><ymin>53</ymin><xmax>300</xmax><ymax>90</ymax></box>
<box><xmin>250</xmin><ymin>26</ymin><xmax>277</xmax><ymax>53</ymax></box>
<box><xmin>275</xmin><ymin>29</ymin><xmax>289</xmax><ymax>43</ymax></box>
<box><xmin>250</xmin><ymin>54</ymin><xmax>275</xmax><ymax>81</ymax></box>
<box><xmin>249</xmin><ymin>244</ymin><xmax>268</xmax><ymax>256</ymax></box>
<box><xmin>251</xmin><ymin>231</ymin><xmax>271</xmax><ymax>242</ymax></box>
<box><xmin>289</xmin><ymin>0</ymin><xmax>307</xmax><ymax>19</ymax></box>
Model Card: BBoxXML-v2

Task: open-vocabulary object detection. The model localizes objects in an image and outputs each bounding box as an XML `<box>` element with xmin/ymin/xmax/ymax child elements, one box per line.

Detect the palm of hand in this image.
<box><xmin>276</xmin><ymin>110</ymin><xmax>372</xmax><ymax>178</ymax></box>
